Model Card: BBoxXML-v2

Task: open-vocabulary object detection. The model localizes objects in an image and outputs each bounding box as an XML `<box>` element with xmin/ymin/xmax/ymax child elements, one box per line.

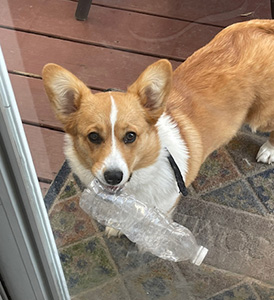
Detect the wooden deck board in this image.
<box><xmin>40</xmin><ymin>182</ymin><xmax>51</xmax><ymax>197</ymax></box>
<box><xmin>24</xmin><ymin>124</ymin><xmax>65</xmax><ymax>181</ymax></box>
<box><xmin>10</xmin><ymin>74</ymin><xmax>63</xmax><ymax>129</ymax></box>
<box><xmin>0</xmin><ymin>0</ymin><xmax>221</xmax><ymax>61</ymax></box>
<box><xmin>93</xmin><ymin>0</ymin><xmax>271</xmax><ymax>26</ymax></box>
<box><xmin>0</xmin><ymin>27</ymin><xmax>182</xmax><ymax>91</ymax></box>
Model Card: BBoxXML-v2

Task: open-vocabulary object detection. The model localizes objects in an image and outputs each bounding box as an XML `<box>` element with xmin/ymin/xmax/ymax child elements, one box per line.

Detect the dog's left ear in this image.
<box><xmin>42</xmin><ymin>63</ymin><xmax>91</xmax><ymax>126</ymax></box>
<box><xmin>128</xmin><ymin>59</ymin><xmax>172</xmax><ymax>124</ymax></box>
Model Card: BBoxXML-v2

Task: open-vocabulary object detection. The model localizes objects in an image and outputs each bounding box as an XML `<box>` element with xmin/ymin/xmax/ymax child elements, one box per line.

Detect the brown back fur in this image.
<box><xmin>167</xmin><ymin>19</ymin><xmax>274</xmax><ymax>184</ymax></box>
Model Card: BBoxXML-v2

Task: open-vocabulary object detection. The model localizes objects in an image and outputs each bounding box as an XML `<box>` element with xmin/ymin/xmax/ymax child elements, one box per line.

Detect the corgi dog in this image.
<box><xmin>43</xmin><ymin>19</ymin><xmax>274</xmax><ymax>237</ymax></box>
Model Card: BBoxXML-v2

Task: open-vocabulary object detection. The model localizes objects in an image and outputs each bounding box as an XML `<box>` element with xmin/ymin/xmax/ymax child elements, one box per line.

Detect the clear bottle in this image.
<box><xmin>79</xmin><ymin>179</ymin><xmax>208</xmax><ymax>266</ymax></box>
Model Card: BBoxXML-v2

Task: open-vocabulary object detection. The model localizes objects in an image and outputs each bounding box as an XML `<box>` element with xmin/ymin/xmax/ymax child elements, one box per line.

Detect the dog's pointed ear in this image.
<box><xmin>42</xmin><ymin>64</ymin><xmax>91</xmax><ymax>125</ymax></box>
<box><xmin>128</xmin><ymin>59</ymin><xmax>172</xmax><ymax>124</ymax></box>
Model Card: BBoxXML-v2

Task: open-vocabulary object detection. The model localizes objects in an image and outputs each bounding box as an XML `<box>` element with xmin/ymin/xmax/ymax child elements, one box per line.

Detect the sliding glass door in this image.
<box><xmin>0</xmin><ymin>48</ymin><xmax>69</xmax><ymax>300</ymax></box>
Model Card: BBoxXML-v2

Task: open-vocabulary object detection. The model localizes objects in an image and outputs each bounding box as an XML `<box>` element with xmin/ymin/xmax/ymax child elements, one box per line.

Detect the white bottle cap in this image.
<box><xmin>191</xmin><ymin>246</ymin><xmax>208</xmax><ymax>266</ymax></box>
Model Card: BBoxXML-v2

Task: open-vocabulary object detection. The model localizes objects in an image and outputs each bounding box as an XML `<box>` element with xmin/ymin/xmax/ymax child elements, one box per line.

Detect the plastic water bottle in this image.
<box><xmin>79</xmin><ymin>179</ymin><xmax>208</xmax><ymax>266</ymax></box>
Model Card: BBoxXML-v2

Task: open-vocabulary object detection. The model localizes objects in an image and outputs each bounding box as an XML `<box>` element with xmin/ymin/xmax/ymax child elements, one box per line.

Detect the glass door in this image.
<box><xmin>1</xmin><ymin>0</ymin><xmax>274</xmax><ymax>299</ymax></box>
<box><xmin>0</xmin><ymin>47</ymin><xmax>70</xmax><ymax>300</ymax></box>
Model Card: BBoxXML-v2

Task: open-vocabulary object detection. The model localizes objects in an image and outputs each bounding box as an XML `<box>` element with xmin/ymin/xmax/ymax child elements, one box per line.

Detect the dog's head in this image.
<box><xmin>42</xmin><ymin>60</ymin><xmax>172</xmax><ymax>190</ymax></box>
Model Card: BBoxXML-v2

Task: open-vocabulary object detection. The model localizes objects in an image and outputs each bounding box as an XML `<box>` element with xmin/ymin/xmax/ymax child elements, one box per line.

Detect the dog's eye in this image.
<box><xmin>88</xmin><ymin>132</ymin><xmax>102</xmax><ymax>144</ymax></box>
<box><xmin>123</xmin><ymin>132</ymin><xmax>136</xmax><ymax>144</ymax></box>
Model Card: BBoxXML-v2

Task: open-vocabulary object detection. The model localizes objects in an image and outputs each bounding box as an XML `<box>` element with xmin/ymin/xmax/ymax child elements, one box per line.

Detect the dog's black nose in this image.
<box><xmin>104</xmin><ymin>170</ymin><xmax>123</xmax><ymax>185</ymax></box>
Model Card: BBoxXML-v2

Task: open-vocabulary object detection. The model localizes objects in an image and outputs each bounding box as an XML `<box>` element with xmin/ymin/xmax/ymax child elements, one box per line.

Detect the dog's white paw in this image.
<box><xmin>256</xmin><ymin>140</ymin><xmax>274</xmax><ymax>164</ymax></box>
<box><xmin>105</xmin><ymin>226</ymin><xmax>123</xmax><ymax>238</ymax></box>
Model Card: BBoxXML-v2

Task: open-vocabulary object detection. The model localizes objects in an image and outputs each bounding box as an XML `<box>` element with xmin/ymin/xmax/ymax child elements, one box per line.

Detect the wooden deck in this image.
<box><xmin>0</xmin><ymin>0</ymin><xmax>272</xmax><ymax>195</ymax></box>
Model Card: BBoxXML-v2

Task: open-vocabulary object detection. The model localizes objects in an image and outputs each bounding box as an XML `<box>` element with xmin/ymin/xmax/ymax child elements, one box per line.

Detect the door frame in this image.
<box><xmin>0</xmin><ymin>47</ymin><xmax>70</xmax><ymax>300</ymax></box>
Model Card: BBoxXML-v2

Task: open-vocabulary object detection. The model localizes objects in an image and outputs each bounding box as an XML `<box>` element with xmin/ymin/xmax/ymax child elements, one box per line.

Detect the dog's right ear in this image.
<box><xmin>42</xmin><ymin>64</ymin><xmax>90</xmax><ymax>125</ymax></box>
<box><xmin>127</xmin><ymin>59</ymin><xmax>172</xmax><ymax>124</ymax></box>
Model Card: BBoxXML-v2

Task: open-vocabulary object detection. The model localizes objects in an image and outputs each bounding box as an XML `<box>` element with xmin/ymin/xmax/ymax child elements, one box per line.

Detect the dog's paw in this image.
<box><xmin>256</xmin><ymin>140</ymin><xmax>274</xmax><ymax>164</ymax></box>
<box><xmin>105</xmin><ymin>226</ymin><xmax>123</xmax><ymax>238</ymax></box>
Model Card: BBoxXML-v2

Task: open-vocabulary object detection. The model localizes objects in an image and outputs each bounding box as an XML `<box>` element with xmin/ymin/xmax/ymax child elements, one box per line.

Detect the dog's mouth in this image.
<box><xmin>94</xmin><ymin>173</ymin><xmax>132</xmax><ymax>194</ymax></box>
<box><xmin>98</xmin><ymin>180</ymin><xmax>125</xmax><ymax>194</ymax></box>
<box><xmin>96</xmin><ymin>172</ymin><xmax>132</xmax><ymax>194</ymax></box>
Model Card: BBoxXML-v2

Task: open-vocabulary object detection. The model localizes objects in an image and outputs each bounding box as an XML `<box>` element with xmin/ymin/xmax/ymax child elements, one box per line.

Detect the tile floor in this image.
<box><xmin>45</xmin><ymin>127</ymin><xmax>274</xmax><ymax>299</ymax></box>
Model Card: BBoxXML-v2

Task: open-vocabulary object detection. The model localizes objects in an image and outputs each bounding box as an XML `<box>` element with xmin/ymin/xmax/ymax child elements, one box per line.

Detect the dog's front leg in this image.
<box><xmin>256</xmin><ymin>131</ymin><xmax>274</xmax><ymax>164</ymax></box>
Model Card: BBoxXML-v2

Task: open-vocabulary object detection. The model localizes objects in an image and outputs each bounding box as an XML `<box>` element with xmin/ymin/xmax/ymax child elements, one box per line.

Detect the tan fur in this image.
<box><xmin>43</xmin><ymin>19</ymin><xmax>274</xmax><ymax>206</ymax></box>
<box><xmin>167</xmin><ymin>19</ymin><xmax>274</xmax><ymax>184</ymax></box>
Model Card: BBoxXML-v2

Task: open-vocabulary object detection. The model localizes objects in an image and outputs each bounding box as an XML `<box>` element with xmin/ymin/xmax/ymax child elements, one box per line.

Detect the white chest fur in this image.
<box><xmin>124</xmin><ymin>114</ymin><xmax>189</xmax><ymax>215</ymax></box>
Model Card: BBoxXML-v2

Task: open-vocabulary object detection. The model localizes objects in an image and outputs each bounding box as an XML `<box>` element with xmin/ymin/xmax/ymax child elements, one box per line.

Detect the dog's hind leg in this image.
<box><xmin>256</xmin><ymin>131</ymin><xmax>274</xmax><ymax>164</ymax></box>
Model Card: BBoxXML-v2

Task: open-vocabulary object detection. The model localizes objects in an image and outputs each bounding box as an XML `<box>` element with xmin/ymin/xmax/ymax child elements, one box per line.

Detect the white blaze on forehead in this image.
<box><xmin>97</xmin><ymin>94</ymin><xmax>129</xmax><ymax>184</ymax></box>
<box><xmin>110</xmin><ymin>95</ymin><xmax>118</xmax><ymax>147</ymax></box>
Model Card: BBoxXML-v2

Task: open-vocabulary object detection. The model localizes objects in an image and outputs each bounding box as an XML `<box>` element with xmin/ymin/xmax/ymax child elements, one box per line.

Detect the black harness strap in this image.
<box><xmin>167</xmin><ymin>152</ymin><xmax>188</xmax><ymax>196</ymax></box>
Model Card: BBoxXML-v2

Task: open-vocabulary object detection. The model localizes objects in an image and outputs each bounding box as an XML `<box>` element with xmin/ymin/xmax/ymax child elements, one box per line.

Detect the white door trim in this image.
<box><xmin>0</xmin><ymin>47</ymin><xmax>70</xmax><ymax>300</ymax></box>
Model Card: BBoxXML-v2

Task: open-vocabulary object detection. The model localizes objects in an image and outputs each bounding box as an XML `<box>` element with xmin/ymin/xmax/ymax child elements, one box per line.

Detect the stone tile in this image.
<box><xmin>44</xmin><ymin>160</ymin><xmax>71</xmax><ymax>211</ymax></box>
<box><xmin>252</xmin><ymin>282</ymin><xmax>274</xmax><ymax>300</ymax></box>
<box><xmin>71</xmin><ymin>278</ymin><xmax>130</xmax><ymax>300</ymax></box>
<box><xmin>59</xmin><ymin>174</ymin><xmax>79</xmax><ymax>200</ymax></box>
<box><xmin>192</xmin><ymin>148</ymin><xmax>240</xmax><ymax>193</ymax></box>
<box><xmin>248</xmin><ymin>169</ymin><xmax>274</xmax><ymax>214</ymax></box>
<box><xmin>174</xmin><ymin>197</ymin><xmax>274</xmax><ymax>285</ymax></box>
<box><xmin>240</xmin><ymin>125</ymin><xmax>270</xmax><ymax>138</ymax></box>
<box><xmin>49</xmin><ymin>196</ymin><xmax>97</xmax><ymax>247</ymax></box>
<box><xmin>59</xmin><ymin>238</ymin><xmax>117</xmax><ymax>296</ymax></box>
<box><xmin>47</xmin><ymin>155</ymin><xmax>274</xmax><ymax>299</ymax></box>
<box><xmin>177</xmin><ymin>263</ymin><xmax>243</xmax><ymax>299</ymax></box>
<box><xmin>104</xmin><ymin>235</ymin><xmax>157</xmax><ymax>273</ymax></box>
<box><xmin>207</xmin><ymin>283</ymin><xmax>258</xmax><ymax>300</ymax></box>
<box><xmin>94</xmin><ymin>219</ymin><xmax>107</xmax><ymax>233</ymax></box>
<box><xmin>226</xmin><ymin>133</ymin><xmax>272</xmax><ymax>176</ymax></box>
<box><xmin>123</xmin><ymin>260</ymin><xmax>192</xmax><ymax>300</ymax></box>
<box><xmin>201</xmin><ymin>180</ymin><xmax>267</xmax><ymax>215</ymax></box>
<box><xmin>73</xmin><ymin>172</ymin><xmax>86</xmax><ymax>192</ymax></box>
